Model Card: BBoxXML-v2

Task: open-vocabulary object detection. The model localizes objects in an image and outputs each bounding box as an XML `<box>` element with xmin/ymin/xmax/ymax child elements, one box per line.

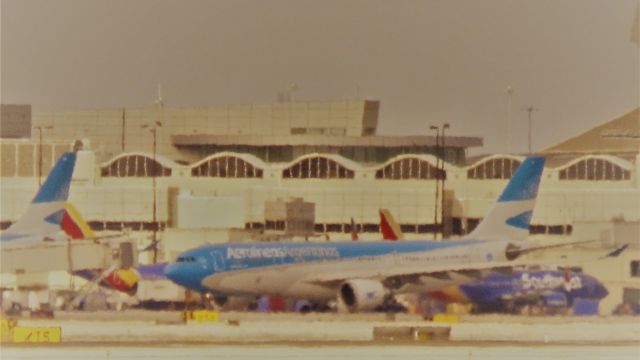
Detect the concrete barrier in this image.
<box><xmin>413</xmin><ymin>326</ymin><xmax>451</xmax><ymax>341</ymax></box>
<box><xmin>11</xmin><ymin>312</ymin><xmax>638</xmax><ymax>344</ymax></box>
<box><xmin>373</xmin><ymin>326</ymin><xmax>451</xmax><ymax>342</ymax></box>
<box><xmin>372</xmin><ymin>326</ymin><xmax>413</xmax><ymax>341</ymax></box>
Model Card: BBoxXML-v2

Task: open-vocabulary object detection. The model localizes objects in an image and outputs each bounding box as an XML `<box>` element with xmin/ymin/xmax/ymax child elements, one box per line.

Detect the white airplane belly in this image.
<box><xmin>201</xmin><ymin>257</ymin><xmax>389</xmax><ymax>300</ymax></box>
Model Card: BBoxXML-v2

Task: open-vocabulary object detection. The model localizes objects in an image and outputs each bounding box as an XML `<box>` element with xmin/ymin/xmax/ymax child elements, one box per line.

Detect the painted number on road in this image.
<box><xmin>12</xmin><ymin>327</ymin><xmax>61</xmax><ymax>343</ymax></box>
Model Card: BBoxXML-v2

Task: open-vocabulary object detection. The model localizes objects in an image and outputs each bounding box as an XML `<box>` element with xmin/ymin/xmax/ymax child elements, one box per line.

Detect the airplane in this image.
<box><xmin>428</xmin><ymin>269</ymin><xmax>608</xmax><ymax>314</ymax></box>
<box><xmin>62</xmin><ymin>203</ymin><xmax>142</xmax><ymax>295</ymax></box>
<box><xmin>377</xmin><ymin>209</ymin><xmax>611</xmax><ymax>314</ymax></box>
<box><xmin>0</xmin><ymin>151</ymin><xmax>78</xmax><ymax>246</ymax></box>
<box><xmin>165</xmin><ymin>156</ymin><xmax>594</xmax><ymax>312</ymax></box>
<box><xmin>310</xmin><ymin>209</ymin><xmax>612</xmax><ymax>313</ymax></box>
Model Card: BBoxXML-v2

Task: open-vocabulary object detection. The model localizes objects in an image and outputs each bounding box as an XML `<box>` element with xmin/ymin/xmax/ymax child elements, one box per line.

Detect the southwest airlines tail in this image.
<box><xmin>61</xmin><ymin>202</ymin><xmax>94</xmax><ymax>240</ymax></box>
<box><xmin>379</xmin><ymin>209</ymin><xmax>403</xmax><ymax>241</ymax></box>
<box><xmin>465</xmin><ymin>156</ymin><xmax>545</xmax><ymax>241</ymax></box>
<box><xmin>1</xmin><ymin>152</ymin><xmax>77</xmax><ymax>241</ymax></box>
<box><xmin>60</xmin><ymin>202</ymin><xmax>140</xmax><ymax>295</ymax></box>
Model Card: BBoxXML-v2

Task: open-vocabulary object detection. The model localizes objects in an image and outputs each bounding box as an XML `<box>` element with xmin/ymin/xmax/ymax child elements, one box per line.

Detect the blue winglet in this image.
<box><xmin>498</xmin><ymin>157</ymin><xmax>545</xmax><ymax>202</ymax></box>
<box><xmin>32</xmin><ymin>152</ymin><xmax>77</xmax><ymax>203</ymax></box>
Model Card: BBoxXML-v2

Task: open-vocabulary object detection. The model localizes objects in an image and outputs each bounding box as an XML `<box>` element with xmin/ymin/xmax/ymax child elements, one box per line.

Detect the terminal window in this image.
<box><xmin>467</xmin><ymin>158</ymin><xmax>521</xmax><ymax>180</ymax></box>
<box><xmin>631</xmin><ymin>261</ymin><xmax>640</xmax><ymax>278</ymax></box>
<box><xmin>375</xmin><ymin>158</ymin><xmax>444</xmax><ymax>180</ymax></box>
<box><xmin>622</xmin><ymin>288</ymin><xmax>640</xmax><ymax>305</ymax></box>
<box><xmin>282</xmin><ymin>156</ymin><xmax>355</xmax><ymax>179</ymax></box>
<box><xmin>191</xmin><ymin>156</ymin><xmax>263</xmax><ymax>178</ymax></box>
<box><xmin>558</xmin><ymin>158</ymin><xmax>630</xmax><ymax>181</ymax></box>
<box><xmin>101</xmin><ymin>155</ymin><xmax>171</xmax><ymax>177</ymax></box>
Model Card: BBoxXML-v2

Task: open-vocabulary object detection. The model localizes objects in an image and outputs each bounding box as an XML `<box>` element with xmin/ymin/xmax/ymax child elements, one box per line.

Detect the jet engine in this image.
<box><xmin>338</xmin><ymin>279</ymin><xmax>386</xmax><ymax>312</ymax></box>
<box><xmin>210</xmin><ymin>295</ymin><xmax>255</xmax><ymax>311</ymax></box>
<box><xmin>505</xmin><ymin>243</ymin><xmax>523</xmax><ymax>261</ymax></box>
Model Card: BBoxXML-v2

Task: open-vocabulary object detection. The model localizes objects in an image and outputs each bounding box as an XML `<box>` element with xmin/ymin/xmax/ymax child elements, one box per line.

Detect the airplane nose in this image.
<box><xmin>164</xmin><ymin>263</ymin><xmax>182</xmax><ymax>283</ymax></box>
<box><xmin>594</xmin><ymin>282</ymin><xmax>609</xmax><ymax>299</ymax></box>
<box><xmin>164</xmin><ymin>260</ymin><xmax>207</xmax><ymax>293</ymax></box>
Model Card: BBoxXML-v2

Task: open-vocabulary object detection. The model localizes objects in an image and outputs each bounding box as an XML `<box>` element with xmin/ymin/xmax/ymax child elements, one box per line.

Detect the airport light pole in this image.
<box><xmin>440</xmin><ymin>123</ymin><xmax>450</xmax><ymax>238</ymax></box>
<box><xmin>429</xmin><ymin>125</ymin><xmax>440</xmax><ymax>239</ymax></box>
<box><xmin>505</xmin><ymin>86</ymin><xmax>514</xmax><ymax>154</ymax></box>
<box><xmin>523</xmin><ymin>106</ymin><xmax>538</xmax><ymax>153</ymax></box>
<box><xmin>142</xmin><ymin>120</ymin><xmax>162</xmax><ymax>263</ymax></box>
<box><xmin>141</xmin><ymin>83</ymin><xmax>166</xmax><ymax>264</ymax></box>
<box><xmin>34</xmin><ymin>125</ymin><xmax>53</xmax><ymax>186</ymax></box>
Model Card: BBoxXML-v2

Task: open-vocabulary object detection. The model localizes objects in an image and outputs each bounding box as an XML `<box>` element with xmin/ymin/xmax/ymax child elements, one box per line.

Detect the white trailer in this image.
<box><xmin>1</xmin><ymin>238</ymin><xmax>137</xmax><ymax>275</ymax></box>
<box><xmin>134</xmin><ymin>279</ymin><xmax>199</xmax><ymax>310</ymax></box>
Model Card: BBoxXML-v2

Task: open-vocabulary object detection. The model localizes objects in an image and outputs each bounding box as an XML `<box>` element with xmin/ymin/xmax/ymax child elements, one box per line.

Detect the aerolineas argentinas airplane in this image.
<box><xmin>166</xmin><ymin>157</ymin><xmax>565</xmax><ymax>312</ymax></box>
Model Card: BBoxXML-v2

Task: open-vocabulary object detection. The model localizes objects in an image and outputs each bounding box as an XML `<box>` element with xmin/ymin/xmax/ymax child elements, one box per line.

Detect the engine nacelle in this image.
<box><xmin>210</xmin><ymin>295</ymin><xmax>255</xmax><ymax>311</ymax></box>
<box><xmin>339</xmin><ymin>279</ymin><xmax>386</xmax><ymax>312</ymax></box>
<box><xmin>505</xmin><ymin>243</ymin><xmax>523</xmax><ymax>261</ymax></box>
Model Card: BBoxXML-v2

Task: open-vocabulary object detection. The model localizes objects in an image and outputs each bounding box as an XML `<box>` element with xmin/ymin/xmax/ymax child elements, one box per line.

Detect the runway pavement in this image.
<box><xmin>4</xmin><ymin>311</ymin><xmax>640</xmax><ymax>345</ymax></box>
<box><xmin>2</xmin><ymin>344</ymin><xmax>640</xmax><ymax>360</ymax></box>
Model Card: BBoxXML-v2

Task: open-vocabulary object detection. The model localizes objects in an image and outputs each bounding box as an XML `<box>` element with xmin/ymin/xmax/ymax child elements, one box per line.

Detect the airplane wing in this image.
<box><xmin>505</xmin><ymin>239</ymin><xmax>598</xmax><ymax>259</ymax></box>
<box><xmin>304</xmin><ymin>239</ymin><xmax>596</xmax><ymax>289</ymax></box>
<box><xmin>303</xmin><ymin>259</ymin><xmax>538</xmax><ymax>289</ymax></box>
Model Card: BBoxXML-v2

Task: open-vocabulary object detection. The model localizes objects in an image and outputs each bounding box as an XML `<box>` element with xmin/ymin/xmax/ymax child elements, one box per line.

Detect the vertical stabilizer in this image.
<box><xmin>2</xmin><ymin>152</ymin><xmax>77</xmax><ymax>240</ymax></box>
<box><xmin>379</xmin><ymin>209</ymin><xmax>403</xmax><ymax>241</ymax></box>
<box><xmin>465</xmin><ymin>157</ymin><xmax>545</xmax><ymax>241</ymax></box>
<box><xmin>350</xmin><ymin>217</ymin><xmax>359</xmax><ymax>241</ymax></box>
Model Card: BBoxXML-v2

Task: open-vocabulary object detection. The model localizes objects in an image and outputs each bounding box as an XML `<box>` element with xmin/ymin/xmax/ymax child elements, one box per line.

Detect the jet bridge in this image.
<box><xmin>1</xmin><ymin>237</ymin><xmax>137</xmax><ymax>275</ymax></box>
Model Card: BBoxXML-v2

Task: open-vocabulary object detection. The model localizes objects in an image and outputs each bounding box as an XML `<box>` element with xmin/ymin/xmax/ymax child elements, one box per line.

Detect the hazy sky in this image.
<box><xmin>1</xmin><ymin>0</ymin><xmax>638</xmax><ymax>154</ymax></box>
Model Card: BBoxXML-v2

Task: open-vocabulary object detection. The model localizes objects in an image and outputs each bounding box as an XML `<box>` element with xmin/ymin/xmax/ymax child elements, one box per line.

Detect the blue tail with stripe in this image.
<box><xmin>465</xmin><ymin>156</ymin><xmax>545</xmax><ymax>241</ymax></box>
<box><xmin>1</xmin><ymin>152</ymin><xmax>77</xmax><ymax>241</ymax></box>
<box><xmin>32</xmin><ymin>152</ymin><xmax>77</xmax><ymax>204</ymax></box>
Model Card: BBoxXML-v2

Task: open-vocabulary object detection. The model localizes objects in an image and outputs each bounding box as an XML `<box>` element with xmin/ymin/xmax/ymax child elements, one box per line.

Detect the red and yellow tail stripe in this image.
<box><xmin>379</xmin><ymin>209</ymin><xmax>403</xmax><ymax>241</ymax></box>
<box><xmin>61</xmin><ymin>203</ymin><xmax>94</xmax><ymax>240</ymax></box>
<box><xmin>105</xmin><ymin>268</ymin><xmax>140</xmax><ymax>294</ymax></box>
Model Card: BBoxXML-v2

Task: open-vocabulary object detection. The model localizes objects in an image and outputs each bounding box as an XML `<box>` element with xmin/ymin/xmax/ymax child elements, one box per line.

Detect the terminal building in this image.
<box><xmin>0</xmin><ymin>101</ymin><xmax>638</xmax><ymax>314</ymax></box>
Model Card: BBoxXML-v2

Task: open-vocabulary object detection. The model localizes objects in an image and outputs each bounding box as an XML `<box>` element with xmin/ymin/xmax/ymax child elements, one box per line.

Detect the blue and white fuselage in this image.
<box><xmin>166</xmin><ymin>239</ymin><xmax>518</xmax><ymax>301</ymax></box>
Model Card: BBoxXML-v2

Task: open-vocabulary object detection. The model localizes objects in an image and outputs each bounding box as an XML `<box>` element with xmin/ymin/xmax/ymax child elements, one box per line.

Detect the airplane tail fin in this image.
<box><xmin>379</xmin><ymin>209</ymin><xmax>403</xmax><ymax>241</ymax></box>
<box><xmin>464</xmin><ymin>156</ymin><xmax>545</xmax><ymax>241</ymax></box>
<box><xmin>350</xmin><ymin>218</ymin><xmax>359</xmax><ymax>241</ymax></box>
<box><xmin>2</xmin><ymin>152</ymin><xmax>77</xmax><ymax>239</ymax></box>
<box><xmin>61</xmin><ymin>202</ymin><xmax>95</xmax><ymax>240</ymax></box>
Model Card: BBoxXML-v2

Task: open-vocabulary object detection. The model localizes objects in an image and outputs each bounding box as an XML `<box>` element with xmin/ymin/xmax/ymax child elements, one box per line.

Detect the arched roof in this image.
<box><xmin>190</xmin><ymin>151</ymin><xmax>267</xmax><ymax>170</ymax></box>
<box><xmin>463</xmin><ymin>154</ymin><xmax>525</xmax><ymax>170</ymax></box>
<box><xmin>371</xmin><ymin>154</ymin><xmax>455</xmax><ymax>172</ymax></box>
<box><xmin>554</xmin><ymin>154</ymin><xmax>633</xmax><ymax>171</ymax></box>
<box><xmin>280</xmin><ymin>153</ymin><xmax>362</xmax><ymax>171</ymax></box>
<box><xmin>100</xmin><ymin>152</ymin><xmax>182</xmax><ymax>169</ymax></box>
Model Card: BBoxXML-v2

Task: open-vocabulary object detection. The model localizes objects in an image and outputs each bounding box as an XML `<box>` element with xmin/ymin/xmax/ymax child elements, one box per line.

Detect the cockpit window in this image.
<box><xmin>176</xmin><ymin>256</ymin><xmax>196</xmax><ymax>263</ymax></box>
